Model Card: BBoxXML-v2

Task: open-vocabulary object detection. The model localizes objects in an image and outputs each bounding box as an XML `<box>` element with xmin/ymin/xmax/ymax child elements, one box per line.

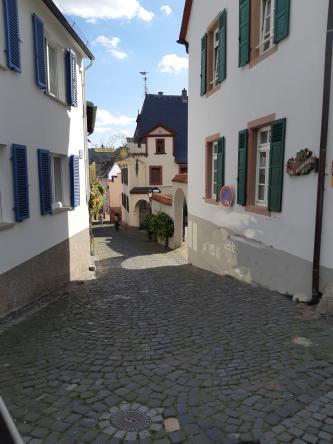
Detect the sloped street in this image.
<box><xmin>0</xmin><ymin>226</ymin><xmax>333</xmax><ymax>444</ymax></box>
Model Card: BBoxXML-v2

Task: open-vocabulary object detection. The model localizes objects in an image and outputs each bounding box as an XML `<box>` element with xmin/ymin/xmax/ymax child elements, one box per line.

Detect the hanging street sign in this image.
<box><xmin>220</xmin><ymin>186</ymin><xmax>234</xmax><ymax>207</ymax></box>
<box><xmin>286</xmin><ymin>149</ymin><xmax>318</xmax><ymax>176</ymax></box>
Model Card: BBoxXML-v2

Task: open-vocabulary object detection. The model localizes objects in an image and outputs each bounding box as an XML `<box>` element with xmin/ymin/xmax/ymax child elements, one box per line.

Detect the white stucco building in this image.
<box><xmin>0</xmin><ymin>0</ymin><xmax>94</xmax><ymax>316</ymax></box>
<box><xmin>118</xmin><ymin>92</ymin><xmax>188</xmax><ymax>236</ymax></box>
<box><xmin>179</xmin><ymin>0</ymin><xmax>333</xmax><ymax>302</ymax></box>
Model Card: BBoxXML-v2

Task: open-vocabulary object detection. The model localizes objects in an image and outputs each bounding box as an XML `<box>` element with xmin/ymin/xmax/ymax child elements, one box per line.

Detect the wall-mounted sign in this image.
<box><xmin>220</xmin><ymin>186</ymin><xmax>234</xmax><ymax>207</ymax></box>
<box><xmin>286</xmin><ymin>149</ymin><xmax>318</xmax><ymax>176</ymax></box>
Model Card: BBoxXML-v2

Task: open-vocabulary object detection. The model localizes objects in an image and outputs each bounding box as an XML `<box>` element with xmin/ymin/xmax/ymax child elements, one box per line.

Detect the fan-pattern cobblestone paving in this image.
<box><xmin>0</xmin><ymin>226</ymin><xmax>333</xmax><ymax>443</ymax></box>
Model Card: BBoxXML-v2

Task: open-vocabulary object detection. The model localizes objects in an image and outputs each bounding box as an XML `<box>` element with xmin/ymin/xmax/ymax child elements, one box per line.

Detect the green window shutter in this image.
<box><xmin>200</xmin><ymin>34</ymin><xmax>207</xmax><ymax>96</ymax></box>
<box><xmin>274</xmin><ymin>0</ymin><xmax>290</xmax><ymax>43</ymax></box>
<box><xmin>216</xmin><ymin>137</ymin><xmax>225</xmax><ymax>202</ymax></box>
<box><xmin>239</xmin><ymin>0</ymin><xmax>250</xmax><ymax>67</ymax></box>
<box><xmin>218</xmin><ymin>10</ymin><xmax>227</xmax><ymax>83</ymax></box>
<box><xmin>268</xmin><ymin>118</ymin><xmax>286</xmax><ymax>212</ymax></box>
<box><xmin>237</xmin><ymin>129</ymin><xmax>248</xmax><ymax>206</ymax></box>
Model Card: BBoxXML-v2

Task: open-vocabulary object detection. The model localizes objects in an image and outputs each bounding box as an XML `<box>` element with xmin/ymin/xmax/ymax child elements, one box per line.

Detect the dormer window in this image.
<box><xmin>155</xmin><ymin>139</ymin><xmax>165</xmax><ymax>154</ymax></box>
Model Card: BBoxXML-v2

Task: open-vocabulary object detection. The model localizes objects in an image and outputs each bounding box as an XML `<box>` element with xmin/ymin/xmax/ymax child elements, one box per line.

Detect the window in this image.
<box><xmin>237</xmin><ymin>116</ymin><xmax>286</xmax><ymax>214</ymax></box>
<box><xmin>259</xmin><ymin>0</ymin><xmax>274</xmax><ymax>53</ymax></box>
<box><xmin>205</xmin><ymin>136</ymin><xmax>225</xmax><ymax>203</ymax></box>
<box><xmin>255</xmin><ymin>127</ymin><xmax>271</xmax><ymax>206</ymax></box>
<box><xmin>155</xmin><ymin>139</ymin><xmax>165</xmax><ymax>154</ymax></box>
<box><xmin>239</xmin><ymin>0</ymin><xmax>290</xmax><ymax>68</ymax></box>
<box><xmin>46</xmin><ymin>41</ymin><xmax>58</xmax><ymax>97</ymax></box>
<box><xmin>0</xmin><ymin>144</ymin><xmax>15</xmax><ymax>225</ymax></box>
<box><xmin>149</xmin><ymin>166</ymin><xmax>162</xmax><ymax>185</ymax></box>
<box><xmin>212</xmin><ymin>28</ymin><xmax>219</xmax><ymax>86</ymax></box>
<box><xmin>201</xmin><ymin>9</ymin><xmax>226</xmax><ymax>96</ymax></box>
<box><xmin>51</xmin><ymin>154</ymin><xmax>70</xmax><ymax>209</ymax></box>
<box><xmin>211</xmin><ymin>142</ymin><xmax>218</xmax><ymax>200</ymax></box>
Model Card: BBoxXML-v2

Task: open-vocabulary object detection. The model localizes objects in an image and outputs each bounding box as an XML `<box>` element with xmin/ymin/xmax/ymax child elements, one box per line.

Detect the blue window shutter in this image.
<box><xmin>3</xmin><ymin>0</ymin><xmax>21</xmax><ymax>71</ymax></box>
<box><xmin>70</xmin><ymin>155</ymin><xmax>80</xmax><ymax>207</ymax></box>
<box><xmin>37</xmin><ymin>149</ymin><xmax>52</xmax><ymax>215</ymax></box>
<box><xmin>65</xmin><ymin>49</ymin><xmax>78</xmax><ymax>107</ymax></box>
<box><xmin>32</xmin><ymin>13</ymin><xmax>46</xmax><ymax>89</ymax></box>
<box><xmin>11</xmin><ymin>144</ymin><xmax>29</xmax><ymax>222</ymax></box>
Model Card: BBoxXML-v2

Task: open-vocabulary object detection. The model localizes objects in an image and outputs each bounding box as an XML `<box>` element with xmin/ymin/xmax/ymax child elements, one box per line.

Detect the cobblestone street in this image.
<box><xmin>0</xmin><ymin>226</ymin><xmax>333</xmax><ymax>444</ymax></box>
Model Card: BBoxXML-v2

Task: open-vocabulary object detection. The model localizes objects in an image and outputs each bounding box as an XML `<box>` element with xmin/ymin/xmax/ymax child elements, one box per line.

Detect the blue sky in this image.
<box><xmin>55</xmin><ymin>0</ymin><xmax>188</xmax><ymax>146</ymax></box>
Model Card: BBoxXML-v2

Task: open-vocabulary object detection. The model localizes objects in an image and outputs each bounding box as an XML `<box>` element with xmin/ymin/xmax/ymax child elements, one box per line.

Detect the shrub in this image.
<box><xmin>143</xmin><ymin>212</ymin><xmax>174</xmax><ymax>246</ymax></box>
<box><xmin>89</xmin><ymin>180</ymin><xmax>105</xmax><ymax>218</ymax></box>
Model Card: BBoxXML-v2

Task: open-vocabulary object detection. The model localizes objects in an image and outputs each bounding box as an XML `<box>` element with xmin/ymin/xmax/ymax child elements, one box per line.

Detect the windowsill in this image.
<box><xmin>205</xmin><ymin>198</ymin><xmax>219</xmax><ymax>206</ymax></box>
<box><xmin>206</xmin><ymin>83</ymin><xmax>221</xmax><ymax>98</ymax></box>
<box><xmin>155</xmin><ymin>152</ymin><xmax>166</xmax><ymax>155</ymax></box>
<box><xmin>44</xmin><ymin>90</ymin><xmax>69</xmax><ymax>107</ymax></box>
<box><xmin>0</xmin><ymin>63</ymin><xmax>7</xmax><ymax>71</ymax></box>
<box><xmin>249</xmin><ymin>45</ymin><xmax>278</xmax><ymax>69</ymax></box>
<box><xmin>0</xmin><ymin>222</ymin><xmax>15</xmax><ymax>231</ymax></box>
<box><xmin>245</xmin><ymin>205</ymin><xmax>271</xmax><ymax>216</ymax></box>
<box><xmin>52</xmin><ymin>206</ymin><xmax>72</xmax><ymax>214</ymax></box>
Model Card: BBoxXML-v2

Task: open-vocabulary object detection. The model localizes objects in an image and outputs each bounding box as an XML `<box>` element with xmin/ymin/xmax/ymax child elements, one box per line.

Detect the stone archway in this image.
<box><xmin>134</xmin><ymin>199</ymin><xmax>151</xmax><ymax>228</ymax></box>
<box><xmin>173</xmin><ymin>188</ymin><xmax>187</xmax><ymax>248</ymax></box>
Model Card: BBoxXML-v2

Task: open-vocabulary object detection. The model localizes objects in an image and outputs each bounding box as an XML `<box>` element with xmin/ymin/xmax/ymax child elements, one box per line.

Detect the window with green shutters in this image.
<box><xmin>239</xmin><ymin>0</ymin><xmax>291</xmax><ymax>67</ymax></box>
<box><xmin>268</xmin><ymin>118</ymin><xmax>286</xmax><ymax>212</ymax></box>
<box><xmin>216</xmin><ymin>137</ymin><xmax>225</xmax><ymax>202</ymax></box>
<box><xmin>237</xmin><ymin>129</ymin><xmax>248</xmax><ymax>205</ymax></box>
<box><xmin>239</xmin><ymin>0</ymin><xmax>250</xmax><ymax>66</ymax></box>
<box><xmin>217</xmin><ymin>10</ymin><xmax>227</xmax><ymax>83</ymax></box>
<box><xmin>200</xmin><ymin>34</ymin><xmax>207</xmax><ymax>96</ymax></box>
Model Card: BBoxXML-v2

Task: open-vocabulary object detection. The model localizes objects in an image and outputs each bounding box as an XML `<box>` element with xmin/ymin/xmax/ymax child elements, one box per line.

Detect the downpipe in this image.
<box><xmin>310</xmin><ymin>0</ymin><xmax>333</xmax><ymax>304</ymax></box>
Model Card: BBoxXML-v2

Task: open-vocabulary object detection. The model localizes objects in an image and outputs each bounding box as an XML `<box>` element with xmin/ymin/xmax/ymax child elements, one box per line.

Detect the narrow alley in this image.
<box><xmin>0</xmin><ymin>226</ymin><xmax>332</xmax><ymax>443</ymax></box>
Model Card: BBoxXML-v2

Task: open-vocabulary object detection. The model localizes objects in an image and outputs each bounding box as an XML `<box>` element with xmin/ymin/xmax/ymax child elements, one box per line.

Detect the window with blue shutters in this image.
<box><xmin>32</xmin><ymin>13</ymin><xmax>46</xmax><ymax>89</ymax></box>
<box><xmin>3</xmin><ymin>0</ymin><xmax>21</xmax><ymax>72</ymax></box>
<box><xmin>70</xmin><ymin>155</ymin><xmax>80</xmax><ymax>208</ymax></box>
<box><xmin>11</xmin><ymin>144</ymin><xmax>29</xmax><ymax>222</ymax></box>
<box><xmin>65</xmin><ymin>49</ymin><xmax>78</xmax><ymax>107</ymax></box>
<box><xmin>38</xmin><ymin>149</ymin><xmax>52</xmax><ymax>215</ymax></box>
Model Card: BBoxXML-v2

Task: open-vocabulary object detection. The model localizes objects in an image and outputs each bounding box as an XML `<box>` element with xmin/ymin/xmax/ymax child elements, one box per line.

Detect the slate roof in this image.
<box><xmin>134</xmin><ymin>93</ymin><xmax>188</xmax><ymax>164</ymax></box>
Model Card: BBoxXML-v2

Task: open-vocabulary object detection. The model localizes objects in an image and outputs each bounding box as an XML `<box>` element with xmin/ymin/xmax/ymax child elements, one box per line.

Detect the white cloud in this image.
<box><xmin>95</xmin><ymin>36</ymin><xmax>128</xmax><ymax>60</ymax></box>
<box><xmin>158</xmin><ymin>54</ymin><xmax>188</xmax><ymax>73</ymax></box>
<box><xmin>96</xmin><ymin>109</ymin><xmax>135</xmax><ymax>128</ymax></box>
<box><xmin>54</xmin><ymin>0</ymin><xmax>154</xmax><ymax>22</ymax></box>
<box><xmin>160</xmin><ymin>5</ymin><xmax>172</xmax><ymax>16</ymax></box>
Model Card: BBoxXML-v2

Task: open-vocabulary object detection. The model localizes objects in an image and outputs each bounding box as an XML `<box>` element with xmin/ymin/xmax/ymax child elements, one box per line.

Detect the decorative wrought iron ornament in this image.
<box><xmin>286</xmin><ymin>149</ymin><xmax>318</xmax><ymax>176</ymax></box>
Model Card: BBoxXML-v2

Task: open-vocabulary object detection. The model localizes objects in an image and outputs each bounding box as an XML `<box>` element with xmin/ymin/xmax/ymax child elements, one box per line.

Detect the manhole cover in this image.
<box><xmin>110</xmin><ymin>410</ymin><xmax>151</xmax><ymax>432</ymax></box>
<box><xmin>99</xmin><ymin>402</ymin><xmax>164</xmax><ymax>439</ymax></box>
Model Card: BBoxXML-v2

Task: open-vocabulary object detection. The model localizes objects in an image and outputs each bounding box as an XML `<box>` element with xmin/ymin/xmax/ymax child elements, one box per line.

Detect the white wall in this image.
<box><xmin>145</xmin><ymin>127</ymin><xmax>179</xmax><ymax>191</ymax></box>
<box><xmin>0</xmin><ymin>0</ymin><xmax>90</xmax><ymax>274</ymax></box>
<box><xmin>187</xmin><ymin>0</ymin><xmax>332</xmax><ymax>267</ymax></box>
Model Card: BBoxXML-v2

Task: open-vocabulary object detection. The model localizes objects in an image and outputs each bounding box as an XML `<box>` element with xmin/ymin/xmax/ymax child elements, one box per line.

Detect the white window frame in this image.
<box><xmin>51</xmin><ymin>154</ymin><xmax>71</xmax><ymax>210</ymax></box>
<box><xmin>212</xmin><ymin>27</ymin><xmax>219</xmax><ymax>86</ymax></box>
<box><xmin>258</xmin><ymin>0</ymin><xmax>275</xmax><ymax>54</ymax></box>
<box><xmin>255</xmin><ymin>127</ymin><xmax>271</xmax><ymax>207</ymax></box>
<box><xmin>46</xmin><ymin>40</ymin><xmax>59</xmax><ymax>97</ymax></box>
<box><xmin>0</xmin><ymin>143</ymin><xmax>14</xmax><ymax>227</ymax></box>
<box><xmin>211</xmin><ymin>141</ymin><xmax>218</xmax><ymax>200</ymax></box>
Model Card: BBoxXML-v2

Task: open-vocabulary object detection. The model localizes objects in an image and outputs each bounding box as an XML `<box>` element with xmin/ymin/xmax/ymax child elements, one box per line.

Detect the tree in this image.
<box><xmin>89</xmin><ymin>180</ymin><xmax>105</xmax><ymax>218</ymax></box>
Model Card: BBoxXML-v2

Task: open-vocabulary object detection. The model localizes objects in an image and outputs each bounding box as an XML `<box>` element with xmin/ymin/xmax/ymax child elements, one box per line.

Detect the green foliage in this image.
<box><xmin>89</xmin><ymin>180</ymin><xmax>105</xmax><ymax>217</ymax></box>
<box><xmin>143</xmin><ymin>212</ymin><xmax>174</xmax><ymax>246</ymax></box>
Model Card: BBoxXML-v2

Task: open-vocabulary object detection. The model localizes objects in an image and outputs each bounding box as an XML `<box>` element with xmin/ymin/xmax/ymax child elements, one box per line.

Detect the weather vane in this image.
<box><xmin>140</xmin><ymin>71</ymin><xmax>148</xmax><ymax>96</ymax></box>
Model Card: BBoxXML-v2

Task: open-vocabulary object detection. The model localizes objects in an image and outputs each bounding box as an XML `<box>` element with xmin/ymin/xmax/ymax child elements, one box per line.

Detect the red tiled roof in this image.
<box><xmin>172</xmin><ymin>173</ymin><xmax>188</xmax><ymax>184</ymax></box>
<box><xmin>151</xmin><ymin>193</ymin><xmax>173</xmax><ymax>206</ymax></box>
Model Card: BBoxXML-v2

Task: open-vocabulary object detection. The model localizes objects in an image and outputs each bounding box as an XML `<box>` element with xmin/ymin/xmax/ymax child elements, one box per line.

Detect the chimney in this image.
<box><xmin>158</xmin><ymin>91</ymin><xmax>164</xmax><ymax>96</ymax></box>
<box><xmin>181</xmin><ymin>88</ymin><xmax>188</xmax><ymax>103</ymax></box>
